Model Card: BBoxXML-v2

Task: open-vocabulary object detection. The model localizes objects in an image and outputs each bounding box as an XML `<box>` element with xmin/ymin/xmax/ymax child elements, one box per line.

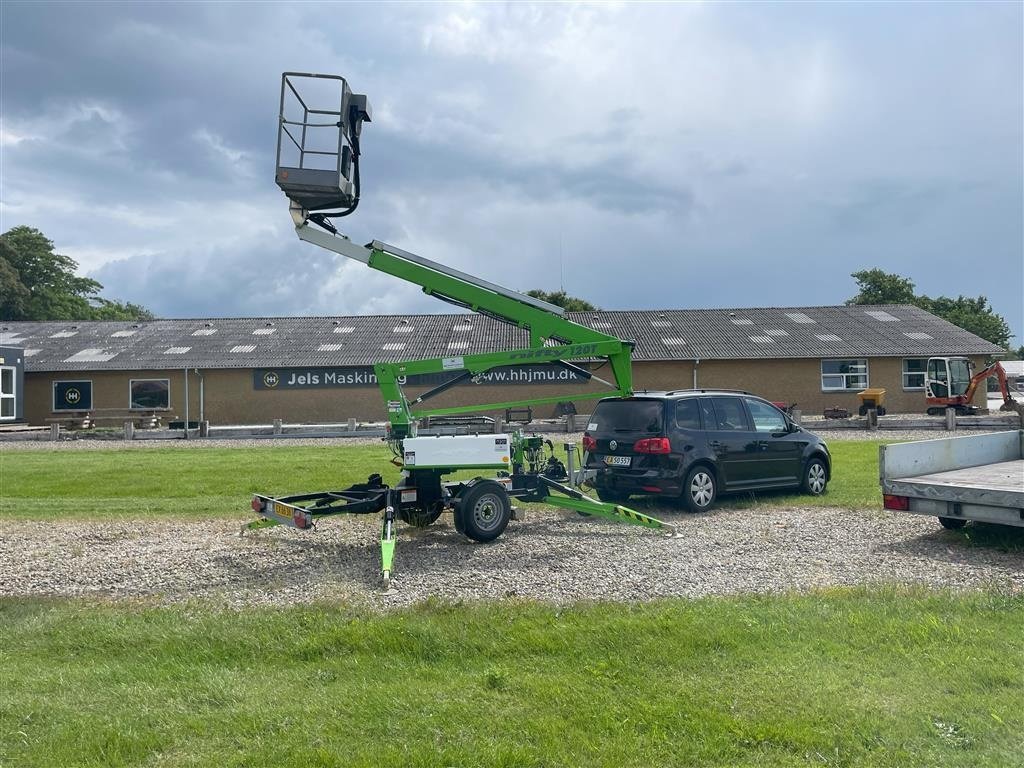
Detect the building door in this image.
<box><xmin>0</xmin><ymin>366</ymin><xmax>15</xmax><ymax>421</ymax></box>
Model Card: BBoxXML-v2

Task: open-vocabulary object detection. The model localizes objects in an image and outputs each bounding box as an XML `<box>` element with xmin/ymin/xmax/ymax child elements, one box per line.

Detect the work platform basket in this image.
<box><xmin>275</xmin><ymin>72</ymin><xmax>371</xmax><ymax>211</ymax></box>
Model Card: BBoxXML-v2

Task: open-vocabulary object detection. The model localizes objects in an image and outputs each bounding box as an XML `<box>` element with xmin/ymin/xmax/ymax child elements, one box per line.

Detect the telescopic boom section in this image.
<box><xmin>295</xmin><ymin>223</ymin><xmax>634</xmax><ymax>436</ymax></box>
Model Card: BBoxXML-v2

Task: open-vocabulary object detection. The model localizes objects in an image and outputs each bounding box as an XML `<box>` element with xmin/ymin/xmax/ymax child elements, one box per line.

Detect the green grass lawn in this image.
<box><xmin>2</xmin><ymin>441</ymin><xmax>1022</xmax><ymax>765</ymax></box>
<box><xmin>0</xmin><ymin>441</ymin><xmax>882</xmax><ymax>521</ymax></box>
<box><xmin>2</xmin><ymin>590</ymin><xmax>1022</xmax><ymax>768</ymax></box>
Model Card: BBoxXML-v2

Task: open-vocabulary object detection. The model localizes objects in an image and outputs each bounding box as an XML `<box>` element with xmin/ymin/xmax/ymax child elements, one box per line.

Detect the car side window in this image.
<box><xmin>674</xmin><ymin>399</ymin><xmax>701</xmax><ymax>430</ymax></box>
<box><xmin>710</xmin><ymin>397</ymin><xmax>749</xmax><ymax>431</ymax></box>
<box><xmin>697</xmin><ymin>398</ymin><xmax>716</xmax><ymax>431</ymax></box>
<box><xmin>745</xmin><ymin>398</ymin><xmax>787</xmax><ymax>433</ymax></box>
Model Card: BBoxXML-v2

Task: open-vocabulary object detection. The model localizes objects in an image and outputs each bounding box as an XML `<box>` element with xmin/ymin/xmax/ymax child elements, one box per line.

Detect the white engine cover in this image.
<box><xmin>402</xmin><ymin>434</ymin><xmax>512</xmax><ymax>469</ymax></box>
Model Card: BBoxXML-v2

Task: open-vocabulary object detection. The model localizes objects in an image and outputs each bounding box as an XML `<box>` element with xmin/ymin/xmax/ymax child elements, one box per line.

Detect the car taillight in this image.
<box><xmin>883</xmin><ymin>494</ymin><xmax>910</xmax><ymax>511</ymax></box>
<box><xmin>582</xmin><ymin>435</ymin><xmax>597</xmax><ymax>452</ymax></box>
<box><xmin>634</xmin><ymin>437</ymin><xmax>671</xmax><ymax>454</ymax></box>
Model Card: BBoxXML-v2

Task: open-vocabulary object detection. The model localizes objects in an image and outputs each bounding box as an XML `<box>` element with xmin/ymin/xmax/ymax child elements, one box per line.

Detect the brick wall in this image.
<box><xmin>23</xmin><ymin>355</ymin><xmax>989</xmax><ymax>425</ymax></box>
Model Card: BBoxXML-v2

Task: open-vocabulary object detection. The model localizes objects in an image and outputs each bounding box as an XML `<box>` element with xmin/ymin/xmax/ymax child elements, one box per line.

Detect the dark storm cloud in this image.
<box><xmin>1</xmin><ymin>2</ymin><xmax>1021</xmax><ymax>341</ymax></box>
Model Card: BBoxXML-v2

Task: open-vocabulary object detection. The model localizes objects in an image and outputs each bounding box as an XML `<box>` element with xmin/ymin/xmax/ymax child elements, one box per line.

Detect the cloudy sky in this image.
<box><xmin>2</xmin><ymin>2</ymin><xmax>1022</xmax><ymax>342</ymax></box>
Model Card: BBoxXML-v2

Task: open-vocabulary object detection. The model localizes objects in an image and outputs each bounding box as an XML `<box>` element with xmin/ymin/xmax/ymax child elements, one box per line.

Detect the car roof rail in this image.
<box><xmin>665</xmin><ymin>388</ymin><xmax>753</xmax><ymax>396</ymax></box>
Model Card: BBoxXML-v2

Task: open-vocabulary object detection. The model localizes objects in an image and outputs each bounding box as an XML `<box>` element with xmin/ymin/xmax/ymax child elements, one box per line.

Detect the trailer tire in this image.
<box><xmin>801</xmin><ymin>457</ymin><xmax>829</xmax><ymax>496</ymax></box>
<box><xmin>939</xmin><ymin>516</ymin><xmax>967</xmax><ymax>530</ymax></box>
<box><xmin>456</xmin><ymin>480</ymin><xmax>511</xmax><ymax>542</ymax></box>
<box><xmin>401</xmin><ymin>504</ymin><xmax>443</xmax><ymax>528</ymax></box>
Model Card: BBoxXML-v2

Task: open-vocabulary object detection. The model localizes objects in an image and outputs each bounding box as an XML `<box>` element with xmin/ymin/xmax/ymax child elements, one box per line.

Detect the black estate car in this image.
<box><xmin>583</xmin><ymin>390</ymin><xmax>831</xmax><ymax>512</ymax></box>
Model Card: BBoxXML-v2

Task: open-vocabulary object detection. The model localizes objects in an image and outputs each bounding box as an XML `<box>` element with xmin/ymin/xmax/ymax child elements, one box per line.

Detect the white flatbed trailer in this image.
<box><xmin>879</xmin><ymin>430</ymin><xmax>1024</xmax><ymax>529</ymax></box>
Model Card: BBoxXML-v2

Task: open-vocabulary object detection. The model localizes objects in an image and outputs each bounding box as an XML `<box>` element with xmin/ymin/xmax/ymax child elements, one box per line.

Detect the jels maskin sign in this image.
<box><xmin>254</xmin><ymin>364</ymin><xmax>586</xmax><ymax>390</ymax></box>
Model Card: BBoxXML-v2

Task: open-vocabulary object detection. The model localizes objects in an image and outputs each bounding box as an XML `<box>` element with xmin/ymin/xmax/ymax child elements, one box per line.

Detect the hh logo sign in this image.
<box><xmin>253</xmin><ymin>365</ymin><xmax>587</xmax><ymax>390</ymax></box>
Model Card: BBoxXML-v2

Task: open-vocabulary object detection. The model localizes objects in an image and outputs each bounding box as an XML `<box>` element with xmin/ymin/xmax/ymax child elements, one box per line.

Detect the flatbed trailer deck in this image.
<box><xmin>880</xmin><ymin>430</ymin><xmax>1024</xmax><ymax>529</ymax></box>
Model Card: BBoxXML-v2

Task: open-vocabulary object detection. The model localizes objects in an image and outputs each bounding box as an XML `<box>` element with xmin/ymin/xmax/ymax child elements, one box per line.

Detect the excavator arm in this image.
<box><xmin>965</xmin><ymin>361</ymin><xmax>1017</xmax><ymax>411</ymax></box>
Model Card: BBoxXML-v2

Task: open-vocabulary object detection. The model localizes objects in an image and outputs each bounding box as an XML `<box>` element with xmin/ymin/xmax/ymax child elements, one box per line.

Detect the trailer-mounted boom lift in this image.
<box><xmin>250</xmin><ymin>73</ymin><xmax>675</xmax><ymax>589</ymax></box>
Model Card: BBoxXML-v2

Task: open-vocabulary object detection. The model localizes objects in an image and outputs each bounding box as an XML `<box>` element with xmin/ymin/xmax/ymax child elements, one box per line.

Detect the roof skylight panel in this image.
<box><xmin>64</xmin><ymin>348</ymin><xmax>119</xmax><ymax>362</ymax></box>
<box><xmin>230</xmin><ymin>345</ymin><xmax>257</xmax><ymax>353</ymax></box>
<box><xmin>785</xmin><ymin>312</ymin><xmax>816</xmax><ymax>324</ymax></box>
<box><xmin>865</xmin><ymin>310</ymin><xmax>899</xmax><ymax>322</ymax></box>
<box><xmin>164</xmin><ymin>346</ymin><xmax>191</xmax><ymax>354</ymax></box>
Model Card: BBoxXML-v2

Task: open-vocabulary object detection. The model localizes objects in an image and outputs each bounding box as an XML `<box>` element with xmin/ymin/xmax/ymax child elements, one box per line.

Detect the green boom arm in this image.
<box><xmin>296</xmin><ymin>223</ymin><xmax>633</xmax><ymax>435</ymax></box>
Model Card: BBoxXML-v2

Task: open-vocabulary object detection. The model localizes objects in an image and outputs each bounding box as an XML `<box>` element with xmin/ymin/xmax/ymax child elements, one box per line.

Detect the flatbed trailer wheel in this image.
<box><xmin>456</xmin><ymin>480</ymin><xmax>511</xmax><ymax>542</ymax></box>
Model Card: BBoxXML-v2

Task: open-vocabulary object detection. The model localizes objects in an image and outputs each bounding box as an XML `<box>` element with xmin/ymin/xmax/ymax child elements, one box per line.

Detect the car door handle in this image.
<box><xmin>708</xmin><ymin>440</ymin><xmax>722</xmax><ymax>449</ymax></box>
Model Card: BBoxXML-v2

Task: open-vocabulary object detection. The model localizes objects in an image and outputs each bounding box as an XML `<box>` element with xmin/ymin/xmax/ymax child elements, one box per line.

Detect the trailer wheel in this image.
<box><xmin>939</xmin><ymin>516</ymin><xmax>967</xmax><ymax>530</ymax></box>
<box><xmin>401</xmin><ymin>503</ymin><xmax>443</xmax><ymax>528</ymax></box>
<box><xmin>456</xmin><ymin>480</ymin><xmax>511</xmax><ymax>542</ymax></box>
<box><xmin>801</xmin><ymin>457</ymin><xmax>828</xmax><ymax>496</ymax></box>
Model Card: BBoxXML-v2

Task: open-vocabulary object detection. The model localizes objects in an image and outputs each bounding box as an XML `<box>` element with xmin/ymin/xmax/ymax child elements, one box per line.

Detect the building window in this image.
<box><xmin>902</xmin><ymin>358</ymin><xmax>927</xmax><ymax>390</ymax></box>
<box><xmin>821</xmin><ymin>360</ymin><xmax>868</xmax><ymax>391</ymax></box>
<box><xmin>1</xmin><ymin>367</ymin><xmax>15</xmax><ymax>420</ymax></box>
<box><xmin>130</xmin><ymin>379</ymin><xmax>170</xmax><ymax>410</ymax></box>
<box><xmin>53</xmin><ymin>380</ymin><xmax>93</xmax><ymax>411</ymax></box>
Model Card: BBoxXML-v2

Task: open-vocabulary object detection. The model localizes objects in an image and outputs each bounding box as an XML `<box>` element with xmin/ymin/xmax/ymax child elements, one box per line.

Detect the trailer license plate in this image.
<box><xmin>605</xmin><ymin>455</ymin><xmax>631</xmax><ymax>467</ymax></box>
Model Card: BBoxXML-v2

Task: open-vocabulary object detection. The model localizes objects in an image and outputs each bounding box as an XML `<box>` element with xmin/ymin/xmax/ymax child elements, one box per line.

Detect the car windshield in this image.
<box><xmin>590</xmin><ymin>400</ymin><xmax>663</xmax><ymax>434</ymax></box>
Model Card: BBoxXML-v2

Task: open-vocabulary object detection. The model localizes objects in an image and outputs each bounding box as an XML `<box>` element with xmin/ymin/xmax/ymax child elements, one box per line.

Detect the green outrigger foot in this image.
<box><xmin>544</xmin><ymin>494</ymin><xmax>677</xmax><ymax>536</ymax></box>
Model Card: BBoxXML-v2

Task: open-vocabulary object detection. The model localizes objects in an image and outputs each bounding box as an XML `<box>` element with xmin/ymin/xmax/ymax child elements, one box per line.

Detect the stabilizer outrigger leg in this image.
<box><xmin>380</xmin><ymin>490</ymin><xmax>398</xmax><ymax>592</ymax></box>
<box><xmin>531</xmin><ymin>476</ymin><xmax>679</xmax><ymax>537</ymax></box>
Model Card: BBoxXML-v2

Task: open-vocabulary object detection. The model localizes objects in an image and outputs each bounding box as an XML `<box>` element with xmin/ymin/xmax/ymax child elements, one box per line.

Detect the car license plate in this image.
<box><xmin>605</xmin><ymin>455</ymin><xmax>631</xmax><ymax>467</ymax></box>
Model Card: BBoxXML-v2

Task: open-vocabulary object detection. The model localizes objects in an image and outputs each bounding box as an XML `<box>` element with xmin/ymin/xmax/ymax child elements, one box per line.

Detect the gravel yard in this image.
<box><xmin>2</xmin><ymin>428</ymin><xmax>1020</xmax><ymax>609</ymax></box>
<box><xmin>2</xmin><ymin>504</ymin><xmax>1020</xmax><ymax>609</ymax></box>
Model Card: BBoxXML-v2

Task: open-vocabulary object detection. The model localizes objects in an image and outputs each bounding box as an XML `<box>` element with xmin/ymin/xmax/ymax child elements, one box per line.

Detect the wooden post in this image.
<box><xmin>347</xmin><ymin>417</ymin><xmax>357</xmax><ymax>431</ymax></box>
<box><xmin>945</xmin><ymin>408</ymin><xmax>957</xmax><ymax>431</ymax></box>
<box><xmin>273</xmin><ymin>418</ymin><xmax>283</xmax><ymax>435</ymax></box>
<box><xmin>124</xmin><ymin>421</ymin><xmax>134</xmax><ymax>440</ymax></box>
<box><xmin>50</xmin><ymin>423</ymin><xmax>60</xmax><ymax>441</ymax></box>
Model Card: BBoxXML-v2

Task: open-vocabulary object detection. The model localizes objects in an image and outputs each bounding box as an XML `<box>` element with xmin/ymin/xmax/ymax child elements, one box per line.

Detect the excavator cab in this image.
<box><xmin>275</xmin><ymin>72</ymin><xmax>371</xmax><ymax>214</ymax></box>
<box><xmin>926</xmin><ymin>356</ymin><xmax>972</xmax><ymax>401</ymax></box>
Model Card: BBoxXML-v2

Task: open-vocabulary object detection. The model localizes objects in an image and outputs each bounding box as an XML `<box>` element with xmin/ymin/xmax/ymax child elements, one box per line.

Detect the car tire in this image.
<box><xmin>801</xmin><ymin>457</ymin><xmax>828</xmax><ymax>496</ymax></box>
<box><xmin>681</xmin><ymin>465</ymin><xmax>716</xmax><ymax>513</ymax></box>
<box><xmin>596</xmin><ymin>488</ymin><xmax>630</xmax><ymax>504</ymax></box>
<box><xmin>456</xmin><ymin>480</ymin><xmax>511</xmax><ymax>542</ymax></box>
<box><xmin>939</xmin><ymin>516</ymin><xmax>967</xmax><ymax>530</ymax></box>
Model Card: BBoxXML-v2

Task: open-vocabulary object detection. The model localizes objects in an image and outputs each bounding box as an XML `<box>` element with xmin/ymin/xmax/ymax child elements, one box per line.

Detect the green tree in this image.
<box><xmin>0</xmin><ymin>226</ymin><xmax>154</xmax><ymax>321</ymax></box>
<box><xmin>846</xmin><ymin>269</ymin><xmax>918</xmax><ymax>305</ymax></box>
<box><xmin>0</xmin><ymin>241</ymin><xmax>31</xmax><ymax>319</ymax></box>
<box><xmin>846</xmin><ymin>268</ymin><xmax>1011</xmax><ymax>348</ymax></box>
<box><xmin>525</xmin><ymin>289</ymin><xmax>597</xmax><ymax>312</ymax></box>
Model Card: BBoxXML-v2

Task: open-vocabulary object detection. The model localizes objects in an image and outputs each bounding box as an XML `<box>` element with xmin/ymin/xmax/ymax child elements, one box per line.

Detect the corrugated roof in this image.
<box><xmin>0</xmin><ymin>304</ymin><xmax>1003</xmax><ymax>372</ymax></box>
